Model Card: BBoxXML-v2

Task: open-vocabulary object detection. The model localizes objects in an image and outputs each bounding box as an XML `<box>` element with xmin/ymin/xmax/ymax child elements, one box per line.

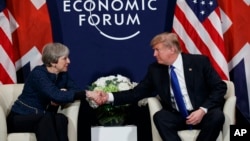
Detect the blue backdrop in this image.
<box><xmin>46</xmin><ymin>0</ymin><xmax>175</xmax><ymax>89</ymax></box>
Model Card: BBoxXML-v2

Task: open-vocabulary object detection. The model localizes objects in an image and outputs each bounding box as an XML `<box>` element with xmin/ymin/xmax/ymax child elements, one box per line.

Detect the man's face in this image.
<box><xmin>153</xmin><ymin>43</ymin><xmax>174</xmax><ymax>65</ymax></box>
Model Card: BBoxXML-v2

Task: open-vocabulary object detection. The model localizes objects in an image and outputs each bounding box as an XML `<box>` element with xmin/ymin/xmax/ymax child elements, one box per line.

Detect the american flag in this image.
<box><xmin>173</xmin><ymin>0</ymin><xmax>250</xmax><ymax>122</ymax></box>
<box><xmin>173</xmin><ymin>0</ymin><xmax>229</xmax><ymax>80</ymax></box>
<box><xmin>0</xmin><ymin>0</ymin><xmax>17</xmax><ymax>84</ymax></box>
<box><xmin>173</xmin><ymin>0</ymin><xmax>228</xmax><ymax>79</ymax></box>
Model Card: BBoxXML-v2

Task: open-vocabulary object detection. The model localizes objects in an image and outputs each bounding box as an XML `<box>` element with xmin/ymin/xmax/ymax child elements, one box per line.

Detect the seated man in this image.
<box><xmin>87</xmin><ymin>32</ymin><xmax>226</xmax><ymax>141</ymax></box>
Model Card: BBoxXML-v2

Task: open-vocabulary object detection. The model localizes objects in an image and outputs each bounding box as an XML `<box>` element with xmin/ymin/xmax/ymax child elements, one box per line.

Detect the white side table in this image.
<box><xmin>91</xmin><ymin>125</ymin><xmax>137</xmax><ymax>141</ymax></box>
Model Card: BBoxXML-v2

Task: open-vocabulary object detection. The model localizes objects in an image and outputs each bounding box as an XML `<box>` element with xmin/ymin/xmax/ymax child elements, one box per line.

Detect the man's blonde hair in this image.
<box><xmin>150</xmin><ymin>32</ymin><xmax>181</xmax><ymax>52</ymax></box>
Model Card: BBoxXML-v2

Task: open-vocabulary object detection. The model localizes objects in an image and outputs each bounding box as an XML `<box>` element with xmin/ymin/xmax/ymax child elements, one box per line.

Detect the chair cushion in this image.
<box><xmin>178</xmin><ymin>130</ymin><xmax>200</xmax><ymax>141</ymax></box>
<box><xmin>8</xmin><ymin>133</ymin><xmax>37</xmax><ymax>141</ymax></box>
<box><xmin>178</xmin><ymin>130</ymin><xmax>222</xmax><ymax>141</ymax></box>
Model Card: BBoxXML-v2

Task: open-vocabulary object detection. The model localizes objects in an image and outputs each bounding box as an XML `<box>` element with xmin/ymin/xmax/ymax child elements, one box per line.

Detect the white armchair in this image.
<box><xmin>0</xmin><ymin>84</ymin><xmax>80</xmax><ymax>141</ymax></box>
<box><xmin>147</xmin><ymin>80</ymin><xmax>236</xmax><ymax>141</ymax></box>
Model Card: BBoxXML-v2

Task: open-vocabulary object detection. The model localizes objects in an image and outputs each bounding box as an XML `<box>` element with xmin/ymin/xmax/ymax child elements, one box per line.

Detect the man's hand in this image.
<box><xmin>86</xmin><ymin>90</ymin><xmax>108</xmax><ymax>105</ymax></box>
<box><xmin>186</xmin><ymin>108</ymin><xmax>206</xmax><ymax>125</ymax></box>
<box><xmin>50</xmin><ymin>101</ymin><xmax>59</xmax><ymax>106</ymax></box>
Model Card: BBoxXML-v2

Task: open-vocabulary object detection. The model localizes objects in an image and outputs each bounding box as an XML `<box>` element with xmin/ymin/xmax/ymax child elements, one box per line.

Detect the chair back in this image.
<box><xmin>223</xmin><ymin>80</ymin><xmax>235</xmax><ymax>99</ymax></box>
<box><xmin>0</xmin><ymin>84</ymin><xmax>24</xmax><ymax>116</ymax></box>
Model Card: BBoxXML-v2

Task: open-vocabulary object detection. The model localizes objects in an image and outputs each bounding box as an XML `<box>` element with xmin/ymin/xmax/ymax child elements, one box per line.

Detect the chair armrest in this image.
<box><xmin>0</xmin><ymin>106</ymin><xmax>7</xmax><ymax>141</ymax></box>
<box><xmin>148</xmin><ymin>97</ymin><xmax>163</xmax><ymax>116</ymax></box>
<box><xmin>222</xmin><ymin>96</ymin><xmax>236</xmax><ymax>141</ymax></box>
<box><xmin>147</xmin><ymin>97</ymin><xmax>163</xmax><ymax>141</ymax></box>
<box><xmin>58</xmin><ymin>100</ymin><xmax>81</xmax><ymax>141</ymax></box>
<box><xmin>223</xmin><ymin>96</ymin><xmax>236</xmax><ymax>125</ymax></box>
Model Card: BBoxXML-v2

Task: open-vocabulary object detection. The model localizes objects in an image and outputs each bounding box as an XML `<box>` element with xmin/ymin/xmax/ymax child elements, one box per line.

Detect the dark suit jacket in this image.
<box><xmin>113</xmin><ymin>53</ymin><xmax>227</xmax><ymax>111</ymax></box>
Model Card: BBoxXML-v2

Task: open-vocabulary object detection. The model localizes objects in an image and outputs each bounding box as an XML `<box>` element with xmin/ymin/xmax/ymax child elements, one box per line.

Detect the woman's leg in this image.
<box><xmin>78</xmin><ymin>99</ymin><xmax>98</xmax><ymax>141</ymax></box>
<box><xmin>54</xmin><ymin>113</ymin><xmax>69</xmax><ymax>141</ymax></box>
<box><xmin>35</xmin><ymin>113</ymin><xmax>59</xmax><ymax>141</ymax></box>
<box><xmin>7</xmin><ymin>112</ymin><xmax>58</xmax><ymax>141</ymax></box>
<box><xmin>7</xmin><ymin>111</ymin><xmax>43</xmax><ymax>133</ymax></box>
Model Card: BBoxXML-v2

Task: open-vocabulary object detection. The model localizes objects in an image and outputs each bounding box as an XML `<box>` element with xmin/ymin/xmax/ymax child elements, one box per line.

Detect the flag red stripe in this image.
<box><xmin>3</xmin><ymin>8</ymin><xmax>10</xmax><ymax>20</ymax></box>
<box><xmin>0</xmin><ymin>28</ymin><xmax>14</xmax><ymax>62</ymax></box>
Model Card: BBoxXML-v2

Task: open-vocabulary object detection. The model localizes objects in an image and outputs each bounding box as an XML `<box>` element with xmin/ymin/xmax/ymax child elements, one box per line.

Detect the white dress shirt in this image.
<box><xmin>170</xmin><ymin>54</ymin><xmax>193</xmax><ymax>111</ymax></box>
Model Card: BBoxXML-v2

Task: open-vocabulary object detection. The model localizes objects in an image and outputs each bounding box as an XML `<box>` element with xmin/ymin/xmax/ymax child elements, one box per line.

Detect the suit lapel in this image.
<box><xmin>159</xmin><ymin>65</ymin><xmax>171</xmax><ymax>101</ymax></box>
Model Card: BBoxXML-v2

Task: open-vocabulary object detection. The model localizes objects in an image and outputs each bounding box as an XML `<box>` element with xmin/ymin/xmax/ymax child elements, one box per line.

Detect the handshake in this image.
<box><xmin>86</xmin><ymin>91</ymin><xmax>110</xmax><ymax>108</ymax></box>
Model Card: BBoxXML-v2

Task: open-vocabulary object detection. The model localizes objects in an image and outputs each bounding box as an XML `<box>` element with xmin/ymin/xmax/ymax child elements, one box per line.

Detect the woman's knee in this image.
<box><xmin>153</xmin><ymin>110</ymin><xmax>163</xmax><ymax>125</ymax></box>
<box><xmin>56</xmin><ymin>113</ymin><xmax>68</xmax><ymax>124</ymax></box>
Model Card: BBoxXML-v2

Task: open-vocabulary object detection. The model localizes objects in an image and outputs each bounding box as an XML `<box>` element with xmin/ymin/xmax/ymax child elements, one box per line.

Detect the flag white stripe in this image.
<box><xmin>8</xmin><ymin>10</ymin><xmax>19</xmax><ymax>33</ymax></box>
<box><xmin>0</xmin><ymin>12</ymin><xmax>13</xmax><ymax>43</ymax></box>
<box><xmin>0</xmin><ymin>45</ymin><xmax>16</xmax><ymax>83</ymax></box>
<box><xmin>15</xmin><ymin>46</ymin><xmax>43</xmax><ymax>71</ymax></box>
<box><xmin>208</xmin><ymin>11</ymin><xmax>224</xmax><ymax>39</ymax></box>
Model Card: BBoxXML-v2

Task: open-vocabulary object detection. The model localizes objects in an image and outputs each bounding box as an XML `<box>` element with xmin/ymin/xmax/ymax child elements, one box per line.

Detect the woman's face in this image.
<box><xmin>54</xmin><ymin>55</ymin><xmax>70</xmax><ymax>73</ymax></box>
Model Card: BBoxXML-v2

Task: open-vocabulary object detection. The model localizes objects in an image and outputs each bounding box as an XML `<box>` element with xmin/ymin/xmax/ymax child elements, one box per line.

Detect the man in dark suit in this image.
<box><xmin>87</xmin><ymin>32</ymin><xmax>227</xmax><ymax>141</ymax></box>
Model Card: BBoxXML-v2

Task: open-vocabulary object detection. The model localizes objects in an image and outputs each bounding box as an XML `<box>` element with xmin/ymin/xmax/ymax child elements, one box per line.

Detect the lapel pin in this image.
<box><xmin>189</xmin><ymin>68</ymin><xmax>192</xmax><ymax>71</ymax></box>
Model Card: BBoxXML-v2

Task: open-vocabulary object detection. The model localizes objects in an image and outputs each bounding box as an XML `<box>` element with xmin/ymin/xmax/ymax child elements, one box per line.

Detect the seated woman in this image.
<box><xmin>7</xmin><ymin>42</ymin><xmax>86</xmax><ymax>141</ymax></box>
